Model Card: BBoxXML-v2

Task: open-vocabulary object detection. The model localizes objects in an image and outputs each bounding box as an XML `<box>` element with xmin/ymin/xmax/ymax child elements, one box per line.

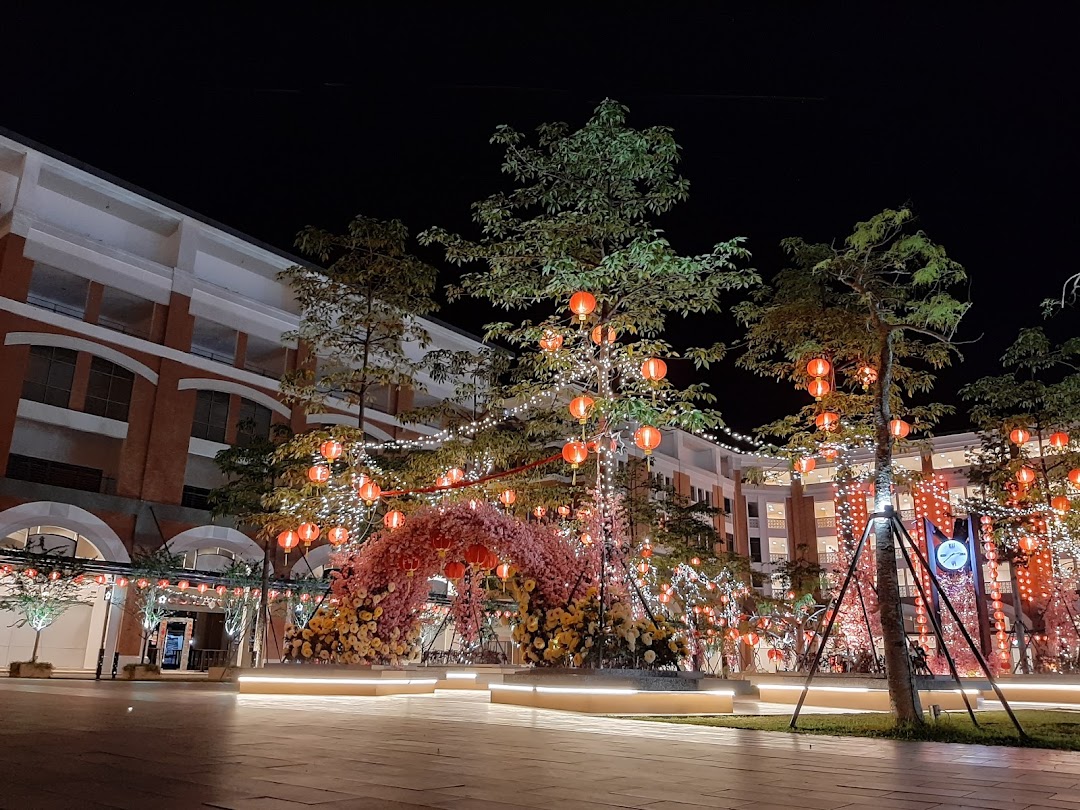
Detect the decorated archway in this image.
<box><xmin>285</xmin><ymin>501</ymin><xmax>597</xmax><ymax>665</ymax></box>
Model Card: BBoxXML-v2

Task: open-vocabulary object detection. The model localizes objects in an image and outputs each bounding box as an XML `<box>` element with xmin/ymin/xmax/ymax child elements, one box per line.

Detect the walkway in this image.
<box><xmin>1</xmin><ymin>680</ymin><xmax>1078</xmax><ymax>810</ymax></box>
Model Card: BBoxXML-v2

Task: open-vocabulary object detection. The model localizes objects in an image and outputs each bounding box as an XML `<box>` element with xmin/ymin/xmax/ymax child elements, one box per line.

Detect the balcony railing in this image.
<box><xmin>820</xmin><ymin>551</ymin><xmax>838</xmax><ymax>565</ymax></box>
<box><xmin>815</xmin><ymin>516</ymin><xmax>835</xmax><ymax>528</ymax></box>
<box><xmin>767</xmin><ymin>518</ymin><xmax>786</xmax><ymax>530</ymax></box>
<box><xmin>769</xmin><ymin>553</ymin><xmax>789</xmax><ymax>564</ymax></box>
<box><xmin>26</xmin><ymin>293</ymin><xmax>85</xmax><ymax>320</ymax></box>
<box><xmin>6</xmin><ymin>454</ymin><xmax>116</xmax><ymax>495</ymax></box>
<box><xmin>748</xmin><ymin>517</ymin><xmax>760</xmax><ymax>528</ymax></box>
<box><xmin>984</xmin><ymin>580</ymin><xmax>1014</xmax><ymax>594</ymax></box>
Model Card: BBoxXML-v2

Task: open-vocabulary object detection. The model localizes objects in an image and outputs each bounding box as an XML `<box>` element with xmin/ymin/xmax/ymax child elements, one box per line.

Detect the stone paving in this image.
<box><xmin>1</xmin><ymin>680</ymin><xmax>1079</xmax><ymax>810</ymax></box>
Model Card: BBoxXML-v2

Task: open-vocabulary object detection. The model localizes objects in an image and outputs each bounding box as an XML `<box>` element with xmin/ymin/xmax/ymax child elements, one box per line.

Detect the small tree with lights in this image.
<box><xmin>736</xmin><ymin>207</ymin><xmax>971</xmax><ymax>726</ymax></box>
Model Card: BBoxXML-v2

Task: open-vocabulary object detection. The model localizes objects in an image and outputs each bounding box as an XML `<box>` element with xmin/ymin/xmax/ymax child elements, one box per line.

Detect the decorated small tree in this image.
<box><xmin>736</xmin><ymin>208</ymin><xmax>971</xmax><ymax>725</ymax></box>
<box><xmin>126</xmin><ymin>547</ymin><xmax>184</xmax><ymax>664</ymax></box>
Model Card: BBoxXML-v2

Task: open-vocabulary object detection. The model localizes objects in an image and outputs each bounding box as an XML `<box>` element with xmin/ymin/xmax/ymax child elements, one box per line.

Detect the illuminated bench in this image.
<box><xmin>434</xmin><ymin>667</ymin><xmax>522</xmax><ymax>690</ymax></box>
<box><xmin>237</xmin><ymin>668</ymin><xmax>437</xmax><ymax>696</ymax></box>
<box><xmin>982</xmin><ymin>680</ymin><xmax>1080</xmax><ymax>705</ymax></box>
<box><xmin>754</xmin><ymin>682</ymin><xmax>981</xmax><ymax>711</ymax></box>
<box><xmin>490</xmin><ymin>683</ymin><xmax>734</xmax><ymax>714</ymax></box>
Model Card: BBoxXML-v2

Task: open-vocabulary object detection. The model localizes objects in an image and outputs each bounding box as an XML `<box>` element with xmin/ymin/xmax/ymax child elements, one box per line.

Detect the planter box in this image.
<box><xmin>121</xmin><ymin>665</ymin><xmax>161</xmax><ymax>681</ymax></box>
<box><xmin>207</xmin><ymin>666</ymin><xmax>240</xmax><ymax>682</ymax></box>
<box><xmin>9</xmin><ymin>662</ymin><xmax>53</xmax><ymax>679</ymax></box>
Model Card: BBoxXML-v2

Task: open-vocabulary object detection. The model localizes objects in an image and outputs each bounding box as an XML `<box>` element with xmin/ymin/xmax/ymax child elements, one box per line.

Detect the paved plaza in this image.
<box><xmin>2</xmin><ymin>680</ymin><xmax>1079</xmax><ymax>810</ymax></box>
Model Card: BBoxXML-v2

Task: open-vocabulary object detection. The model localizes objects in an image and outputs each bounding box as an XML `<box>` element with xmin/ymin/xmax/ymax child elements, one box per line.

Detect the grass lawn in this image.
<box><xmin>640</xmin><ymin>710</ymin><xmax>1080</xmax><ymax>750</ymax></box>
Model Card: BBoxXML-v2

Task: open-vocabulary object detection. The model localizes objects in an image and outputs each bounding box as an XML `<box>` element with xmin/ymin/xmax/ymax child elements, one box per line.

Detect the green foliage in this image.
<box><xmin>208</xmin><ymin>422</ymin><xmax>295</xmax><ymax>530</ymax></box>
<box><xmin>280</xmin><ymin>216</ymin><xmax>443</xmax><ymax>424</ymax></box>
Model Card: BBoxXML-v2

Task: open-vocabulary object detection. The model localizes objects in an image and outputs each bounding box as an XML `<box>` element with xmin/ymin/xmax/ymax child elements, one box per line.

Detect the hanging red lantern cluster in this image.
<box><xmin>431</xmin><ymin>533</ymin><xmax>453</xmax><ymax>557</ymax></box>
<box><xmin>1069</xmin><ymin>469</ymin><xmax>1080</xmax><ymax>488</ymax></box>
<box><xmin>464</xmin><ymin>543</ymin><xmax>490</xmax><ymax>568</ymax></box>
<box><xmin>1016</xmin><ymin>466</ymin><xmax>1036</xmax><ymax>486</ymax></box>
<box><xmin>795</xmin><ymin>457</ymin><xmax>816</xmax><ymax>474</ymax></box>
<box><xmin>498</xmin><ymin>489</ymin><xmax>516</xmax><ymax>507</ymax></box>
<box><xmin>533</xmin><ymin>506</ymin><xmax>547</xmax><ymax>520</ymax></box>
<box><xmin>1051</xmin><ymin>495</ymin><xmax>1071</xmax><ymax>512</ymax></box>
<box><xmin>980</xmin><ymin>516</ymin><xmax>1009</xmax><ymax>665</ymax></box>
<box><xmin>444</xmin><ymin>561</ymin><xmax>466</xmax><ymax>580</ymax></box>
<box><xmin>277</xmin><ymin>530</ymin><xmax>300</xmax><ymax>551</ymax></box>
<box><xmin>446</xmin><ymin>467</ymin><xmax>465</xmax><ymax>484</ymax></box>
<box><xmin>398</xmin><ymin>555</ymin><xmax>421</xmax><ymax>577</ymax></box>
<box><xmin>635</xmin><ymin>425</ymin><xmax>661</xmax><ymax>455</ymax></box>
<box><xmin>804</xmin><ymin>357</ymin><xmax>832</xmax><ymax>400</ymax></box>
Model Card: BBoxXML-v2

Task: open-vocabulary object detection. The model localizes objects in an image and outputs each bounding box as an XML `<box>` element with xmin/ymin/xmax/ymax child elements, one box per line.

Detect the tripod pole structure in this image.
<box><xmin>790</xmin><ymin>517</ymin><xmax>874</xmax><ymax>729</ymax></box>
<box><xmin>892</xmin><ymin>516</ymin><xmax>1027</xmax><ymax>739</ymax></box>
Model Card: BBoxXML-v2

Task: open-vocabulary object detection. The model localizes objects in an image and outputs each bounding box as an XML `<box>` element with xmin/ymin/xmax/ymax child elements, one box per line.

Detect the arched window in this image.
<box><xmin>182</xmin><ymin>546</ymin><xmax>239</xmax><ymax>573</ymax></box>
<box><xmin>1</xmin><ymin>526</ymin><xmax>104</xmax><ymax>560</ymax></box>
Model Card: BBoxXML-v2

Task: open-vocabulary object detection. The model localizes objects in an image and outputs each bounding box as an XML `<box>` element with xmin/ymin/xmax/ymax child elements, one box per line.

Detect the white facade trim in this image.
<box><xmin>0</xmin><ymin>501</ymin><xmax>131</xmax><ymax>563</ymax></box>
<box><xmin>177</xmin><ymin>377</ymin><xmax>291</xmax><ymax>417</ymax></box>
<box><xmin>165</xmin><ymin>525</ymin><xmax>264</xmax><ymax>563</ymax></box>
<box><xmin>16</xmin><ymin>398</ymin><xmax>129</xmax><ymax>439</ymax></box>
<box><xmin>188</xmin><ymin>437</ymin><xmax>230</xmax><ymax>459</ymax></box>
<box><xmin>5</xmin><ymin>329</ymin><xmax>159</xmax><ymax>384</ymax></box>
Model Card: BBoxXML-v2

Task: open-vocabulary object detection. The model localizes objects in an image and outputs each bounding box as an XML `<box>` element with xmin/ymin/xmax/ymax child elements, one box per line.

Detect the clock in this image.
<box><xmin>936</xmin><ymin>539</ymin><xmax>969</xmax><ymax>571</ymax></box>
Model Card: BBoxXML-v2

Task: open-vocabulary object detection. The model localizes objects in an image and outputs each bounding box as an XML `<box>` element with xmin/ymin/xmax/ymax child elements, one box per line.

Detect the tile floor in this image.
<box><xmin>0</xmin><ymin>680</ymin><xmax>1077</xmax><ymax>810</ymax></box>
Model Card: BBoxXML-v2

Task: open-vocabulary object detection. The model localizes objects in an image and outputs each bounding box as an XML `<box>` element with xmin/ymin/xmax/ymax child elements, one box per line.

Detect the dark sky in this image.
<box><xmin>4</xmin><ymin>6</ymin><xmax>1077</xmax><ymax>440</ymax></box>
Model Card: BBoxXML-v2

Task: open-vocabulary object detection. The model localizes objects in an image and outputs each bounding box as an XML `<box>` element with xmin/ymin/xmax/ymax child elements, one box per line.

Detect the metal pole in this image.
<box><xmin>891</xmin><ymin>516</ymin><xmax>1027</xmax><ymax>738</ymax></box>
<box><xmin>895</xmin><ymin>531</ymin><xmax>979</xmax><ymax>727</ymax></box>
<box><xmin>790</xmin><ymin>517</ymin><xmax>874</xmax><ymax>728</ymax></box>
<box><xmin>95</xmin><ymin>584</ymin><xmax>114</xmax><ymax>680</ymax></box>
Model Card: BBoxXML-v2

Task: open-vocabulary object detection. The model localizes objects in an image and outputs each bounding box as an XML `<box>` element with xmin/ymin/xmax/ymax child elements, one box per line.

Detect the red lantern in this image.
<box><xmin>634</xmin><ymin>425</ymin><xmax>661</xmax><ymax>455</ymax></box>
<box><xmin>580</xmin><ymin>532</ymin><xmax>593</xmax><ymax>546</ymax></box>
<box><xmin>806</xmin><ymin>358</ymin><xmax>832</xmax><ymax>378</ymax></box>
<box><xmin>640</xmin><ymin>546</ymin><xmax>653</xmax><ymax>559</ymax></box>
<box><xmin>795</xmin><ymin>457</ymin><xmax>816</xmax><ymax>474</ymax></box>
<box><xmin>807</xmin><ymin>377</ymin><xmax>831</xmax><ymax>399</ymax></box>
<box><xmin>464</xmin><ymin>544</ymin><xmax>490</xmax><ymax>567</ymax></box>
<box><xmin>814</xmin><ymin>411</ymin><xmax>840</xmax><ymax>432</ymax></box>
<box><xmin>327</xmin><ymin>526</ymin><xmax>349</xmax><ymax>546</ymax></box>
<box><xmin>431</xmin><ymin>534</ymin><xmax>453</xmax><ymax>556</ymax></box>
<box><xmin>307</xmin><ymin>465</ymin><xmax>330</xmax><ymax>484</ymax></box>
<box><xmin>889</xmin><ymin>419</ymin><xmax>911</xmax><ymax>439</ymax></box>
<box><xmin>1016</xmin><ymin>466</ymin><xmax>1036</xmax><ymax>485</ymax></box>
<box><xmin>637</xmin><ymin>561</ymin><xmax>649</xmax><ymax>574</ymax></box>
<box><xmin>539</xmin><ymin>331</ymin><xmax>564</xmax><ymax>352</ymax></box>
<box><xmin>447</xmin><ymin>467</ymin><xmax>465</xmax><ymax>484</ymax></box>
<box><xmin>277</xmin><ymin>530</ymin><xmax>300</xmax><ymax>551</ymax></box>
<box><xmin>557</xmin><ymin>505</ymin><xmax>571</xmax><ymax>518</ymax></box>
<box><xmin>215</xmin><ymin>584</ymin><xmax>226</xmax><ymax>595</ymax></box>
<box><xmin>498</xmin><ymin>489</ymin><xmax>516</xmax><ymax>507</ymax></box>
<box><xmin>398</xmin><ymin>555</ymin><xmax>421</xmax><ymax>577</ymax></box>
<box><xmin>562</xmin><ymin>440</ymin><xmax>588</xmax><ymax>468</ymax></box>
<box><xmin>358</xmin><ymin>480</ymin><xmax>382</xmax><ymax>503</ymax></box>
<box><xmin>136</xmin><ymin>578</ymin><xmax>150</xmax><ymax>590</ymax></box>
<box><xmin>641</xmin><ymin>358</ymin><xmax>668</xmax><ymax>381</ymax></box>
<box><xmin>744</xmin><ymin>632</ymin><xmax>760</xmax><ymax>646</ymax></box>
<box><xmin>483</xmin><ymin>550</ymin><xmax>499</xmax><ymax>571</ymax></box>
<box><xmin>1069</xmin><ymin>469</ymin><xmax>1080</xmax><ymax>488</ymax></box>
<box><xmin>857</xmin><ymin>365</ymin><xmax>878</xmax><ymax>387</ymax></box>
<box><xmin>569</xmin><ymin>395</ymin><xmax>595</xmax><ymax>422</ymax></box>
<box><xmin>384</xmin><ymin>510</ymin><xmax>406</xmax><ymax>530</ymax></box>
<box><xmin>822</xmin><ymin>447</ymin><xmax>839</xmax><ymax>461</ymax></box>
<box><xmin>658</xmin><ymin>592</ymin><xmax>672</xmax><ymax>604</ymax></box>
<box><xmin>1051</xmin><ymin>495</ymin><xmax>1071</xmax><ymax>512</ymax></box>
<box><xmin>319</xmin><ymin>440</ymin><xmax>343</xmax><ymax>461</ymax></box>
<box><xmin>569</xmin><ymin>291</ymin><xmax>597</xmax><ymax>321</ymax></box>
<box><xmin>1009</xmin><ymin>428</ymin><xmax>1031</xmax><ymax>445</ymax></box>
<box><xmin>1049</xmin><ymin>432</ymin><xmax>1070</xmax><ymax>449</ymax></box>
<box><xmin>591</xmin><ymin>325</ymin><xmax>616</xmax><ymax>345</ymax></box>
<box><xmin>436</xmin><ymin>475</ymin><xmax>452</xmax><ymax>488</ymax></box>
<box><xmin>177</xmin><ymin>580</ymin><xmax>190</xmax><ymax>591</ymax></box>
<box><xmin>444</xmin><ymin>561</ymin><xmax>466</xmax><ymax>580</ymax></box>
<box><xmin>116</xmin><ymin>577</ymin><xmax>128</xmax><ymax>588</ymax></box>
<box><xmin>533</xmin><ymin>506</ymin><xmax>547</xmax><ymax>519</ymax></box>
<box><xmin>1020</xmin><ymin>536</ymin><xmax>1039</xmax><ymax>553</ymax></box>
<box><xmin>297</xmin><ymin>522</ymin><xmax>320</xmax><ymax>544</ymax></box>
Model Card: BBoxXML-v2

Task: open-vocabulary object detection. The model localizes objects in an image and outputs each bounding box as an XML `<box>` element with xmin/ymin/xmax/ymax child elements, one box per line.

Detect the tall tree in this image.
<box><xmin>737</xmin><ymin>208</ymin><xmax>970</xmax><ymax>726</ymax></box>
<box><xmin>280</xmin><ymin>216</ymin><xmax>441</xmax><ymax>432</ymax></box>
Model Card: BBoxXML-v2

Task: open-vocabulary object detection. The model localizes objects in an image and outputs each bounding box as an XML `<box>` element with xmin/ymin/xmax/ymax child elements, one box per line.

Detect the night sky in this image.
<box><xmin>4</xmin><ymin>7</ymin><xmax>1077</xmax><ymax>439</ymax></box>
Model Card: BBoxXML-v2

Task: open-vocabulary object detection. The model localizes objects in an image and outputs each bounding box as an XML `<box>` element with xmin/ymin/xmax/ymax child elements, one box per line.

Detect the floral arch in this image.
<box><xmin>286</xmin><ymin>502</ymin><xmax>597</xmax><ymax>665</ymax></box>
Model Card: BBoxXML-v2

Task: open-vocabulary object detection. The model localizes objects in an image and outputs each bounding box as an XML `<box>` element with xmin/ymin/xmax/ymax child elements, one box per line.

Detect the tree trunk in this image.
<box><xmin>874</xmin><ymin>330</ymin><xmax>924</xmax><ymax>725</ymax></box>
<box><xmin>252</xmin><ymin>537</ymin><xmax>272</xmax><ymax>667</ymax></box>
<box><xmin>31</xmin><ymin>628</ymin><xmax>41</xmax><ymax>663</ymax></box>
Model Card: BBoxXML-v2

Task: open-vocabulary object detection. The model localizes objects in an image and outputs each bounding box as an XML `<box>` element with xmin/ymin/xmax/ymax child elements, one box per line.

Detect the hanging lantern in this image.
<box><xmin>557</xmin><ymin>505</ymin><xmax>571</xmax><ymax>517</ymax></box>
<box><xmin>1051</xmin><ymin>495</ymin><xmax>1071</xmax><ymax>512</ymax></box>
<box><xmin>307</xmin><ymin>465</ymin><xmax>331</xmax><ymax>484</ymax></box>
<box><xmin>744</xmin><ymin>632</ymin><xmax>760</xmax><ymax>646</ymax></box>
<box><xmin>277</xmin><ymin>530</ymin><xmax>300</xmax><ymax>551</ymax></box>
<box><xmin>690</xmin><ymin>556</ymin><xmax>701</xmax><ymax>566</ymax></box>
<box><xmin>136</xmin><ymin>578</ymin><xmax>150</xmax><ymax>590</ymax></box>
<box><xmin>889</xmin><ymin>419</ymin><xmax>911</xmax><ymax>439</ymax></box>
<box><xmin>640</xmin><ymin>546</ymin><xmax>653</xmax><ymax>558</ymax></box>
<box><xmin>857</xmin><ymin>365</ymin><xmax>878</xmax><ymax>388</ymax></box>
<box><xmin>397</xmin><ymin>555</ymin><xmax>421</xmax><ymax>577</ymax></box>
<box><xmin>580</xmin><ymin>532</ymin><xmax>594</xmax><ymax>546</ymax></box>
<box><xmin>436</xmin><ymin>475</ymin><xmax>452</xmax><ymax>488</ymax></box>
<box><xmin>1016</xmin><ymin>466</ymin><xmax>1036</xmax><ymax>485</ymax></box>
<box><xmin>806</xmin><ymin>358</ymin><xmax>832</xmax><ymax>378</ymax></box>
<box><xmin>464</xmin><ymin>544</ymin><xmax>490</xmax><ymax>567</ymax></box>
<box><xmin>116</xmin><ymin>577</ymin><xmax>128</xmax><ymax>588</ymax></box>
<box><xmin>177</xmin><ymin>580</ymin><xmax>190</xmax><ymax>591</ymax></box>
<box><xmin>1009</xmin><ymin>428</ymin><xmax>1031</xmax><ymax>445</ymax></box>
<box><xmin>821</xmin><ymin>447</ymin><xmax>839</xmax><ymax>461</ymax></box>
<box><xmin>384</xmin><ymin>510</ymin><xmax>406</xmax><ymax>530</ymax></box>
<box><xmin>444</xmin><ymin>561</ymin><xmax>466</xmax><ymax>580</ymax></box>
<box><xmin>297</xmin><ymin>522</ymin><xmax>320</xmax><ymax>544</ymax></box>
<box><xmin>637</xmin><ymin>561</ymin><xmax>649</xmax><ymax>574</ymax></box>
<box><xmin>498</xmin><ymin>489</ymin><xmax>516</xmax><ymax>506</ymax></box>
<box><xmin>358</xmin><ymin>480</ymin><xmax>382</xmax><ymax>503</ymax></box>
<box><xmin>569</xmin><ymin>395</ymin><xmax>595</xmax><ymax>422</ymax></box>
<box><xmin>447</xmin><ymin>467</ymin><xmax>465</xmax><ymax>484</ymax></box>
<box><xmin>795</xmin><ymin>457</ymin><xmax>816</xmax><ymax>474</ymax></box>
<box><xmin>814</xmin><ymin>411</ymin><xmax>840</xmax><ymax>432</ymax></box>
<box><xmin>569</xmin><ymin>291</ymin><xmax>597</xmax><ymax>321</ymax></box>
<box><xmin>319</xmin><ymin>440</ymin><xmax>343</xmax><ymax>461</ymax></box>
<box><xmin>482</xmin><ymin>550</ymin><xmax>500</xmax><ymax>571</ymax></box>
<box><xmin>533</xmin><ymin>506</ymin><xmax>547</xmax><ymax>519</ymax></box>
<box><xmin>431</xmin><ymin>534</ymin><xmax>453</xmax><ymax>557</ymax></box>
<box><xmin>641</xmin><ymin>358</ymin><xmax>668</xmax><ymax>381</ymax></box>
<box><xmin>591</xmin><ymin>325</ymin><xmax>616</xmax><ymax>345</ymax></box>
<box><xmin>807</xmin><ymin>377</ymin><xmax>831</xmax><ymax>399</ymax></box>
<box><xmin>562</xmin><ymin>440</ymin><xmax>588</xmax><ymax>468</ymax></box>
<box><xmin>634</xmin><ymin>425</ymin><xmax>661</xmax><ymax>455</ymax></box>
<box><xmin>658</xmin><ymin>592</ymin><xmax>672</xmax><ymax>604</ymax></box>
<box><xmin>1020</xmin><ymin>536</ymin><xmax>1039</xmax><ymax>553</ymax></box>
<box><xmin>495</xmin><ymin>562</ymin><xmax>512</xmax><ymax>580</ymax></box>
<box><xmin>327</xmin><ymin>526</ymin><xmax>349</xmax><ymax>546</ymax></box>
<box><xmin>1069</xmin><ymin>469</ymin><xmax>1080</xmax><ymax>488</ymax></box>
<box><xmin>539</xmin><ymin>331</ymin><xmax>564</xmax><ymax>352</ymax></box>
<box><xmin>1049</xmin><ymin>432</ymin><xmax>1070</xmax><ymax>449</ymax></box>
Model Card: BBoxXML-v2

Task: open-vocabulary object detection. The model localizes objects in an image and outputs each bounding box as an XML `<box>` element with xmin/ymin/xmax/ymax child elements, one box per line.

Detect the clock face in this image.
<box><xmin>936</xmin><ymin>539</ymin><xmax>969</xmax><ymax>571</ymax></box>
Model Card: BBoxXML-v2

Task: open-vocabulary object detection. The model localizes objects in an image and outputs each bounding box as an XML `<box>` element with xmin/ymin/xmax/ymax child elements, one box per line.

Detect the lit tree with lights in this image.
<box><xmin>421</xmin><ymin>99</ymin><xmax>757</xmax><ymax>659</ymax></box>
<box><xmin>736</xmin><ymin>208</ymin><xmax>971</xmax><ymax>726</ymax></box>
